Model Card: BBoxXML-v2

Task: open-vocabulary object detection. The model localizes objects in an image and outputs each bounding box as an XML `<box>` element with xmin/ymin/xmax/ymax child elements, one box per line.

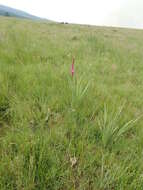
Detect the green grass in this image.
<box><xmin>0</xmin><ymin>16</ymin><xmax>143</xmax><ymax>189</ymax></box>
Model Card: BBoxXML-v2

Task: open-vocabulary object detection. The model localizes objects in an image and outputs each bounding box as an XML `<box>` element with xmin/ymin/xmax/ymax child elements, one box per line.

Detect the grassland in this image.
<box><xmin>1</xmin><ymin>16</ymin><xmax>143</xmax><ymax>189</ymax></box>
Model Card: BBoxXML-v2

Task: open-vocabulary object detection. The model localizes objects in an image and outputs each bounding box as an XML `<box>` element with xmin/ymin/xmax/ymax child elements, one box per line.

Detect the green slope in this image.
<box><xmin>0</xmin><ymin>17</ymin><xmax>143</xmax><ymax>189</ymax></box>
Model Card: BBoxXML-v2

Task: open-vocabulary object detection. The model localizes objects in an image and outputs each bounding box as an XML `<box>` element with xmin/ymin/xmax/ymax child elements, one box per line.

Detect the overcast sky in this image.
<box><xmin>0</xmin><ymin>0</ymin><xmax>143</xmax><ymax>29</ymax></box>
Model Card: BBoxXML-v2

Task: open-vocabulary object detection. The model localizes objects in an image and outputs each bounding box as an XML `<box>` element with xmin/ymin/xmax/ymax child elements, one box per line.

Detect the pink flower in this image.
<box><xmin>71</xmin><ymin>58</ymin><xmax>75</xmax><ymax>77</ymax></box>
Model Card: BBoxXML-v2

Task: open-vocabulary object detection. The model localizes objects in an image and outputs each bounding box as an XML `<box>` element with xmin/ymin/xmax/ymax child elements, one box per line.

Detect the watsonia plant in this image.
<box><xmin>68</xmin><ymin>75</ymin><xmax>90</xmax><ymax>108</ymax></box>
<box><xmin>98</xmin><ymin>103</ymin><xmax>141</xmax><ymax>149</ymax></box>
<box><xmin>68</xmin><ymin>58</ymin><xmax>91</xmax><ymax>107</ymax></box>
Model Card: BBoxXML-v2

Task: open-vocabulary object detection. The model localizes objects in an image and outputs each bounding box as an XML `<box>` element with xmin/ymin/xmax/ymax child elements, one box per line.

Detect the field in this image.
<box><xmin>1</xmin><ymin>16</ymin><xmax>143</xmax><ymax>189</ymax></box>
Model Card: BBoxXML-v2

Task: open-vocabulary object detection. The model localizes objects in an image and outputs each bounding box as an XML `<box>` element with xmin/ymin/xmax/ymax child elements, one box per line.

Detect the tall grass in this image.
<box><xmin>98</xmin><ymin>104</ymin><xmax>141</xmax><ymax>149</ymax></box>
<box><xmin>0</xmin><ymin>17</ymin><xmax>143</xmax><ymax>189</ymax></box>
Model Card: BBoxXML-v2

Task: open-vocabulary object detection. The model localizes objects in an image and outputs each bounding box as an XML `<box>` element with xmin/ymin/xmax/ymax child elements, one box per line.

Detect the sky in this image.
<box><xmin>0</xmin><ymin>0</ymin><xmax>143</xmax><ymax>29</ymax></box>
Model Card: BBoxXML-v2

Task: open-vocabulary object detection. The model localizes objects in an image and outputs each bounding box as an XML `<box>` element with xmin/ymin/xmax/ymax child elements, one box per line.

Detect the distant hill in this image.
<box><xmin>0</xmin><ymin>5</ymin><xmax>46</xmax><ymax>20</ymax></box>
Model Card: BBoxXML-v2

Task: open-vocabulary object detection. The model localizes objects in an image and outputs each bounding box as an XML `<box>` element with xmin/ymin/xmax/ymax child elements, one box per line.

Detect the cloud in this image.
<box><xmin>1</xmin><ymin>0</ymin><xmax>143</xmax><ymax>28</ymax></box>
<box><xmin>104</xmin><ymin>0</ymin><xmax>143</xmax><ymax>28</ymax></box>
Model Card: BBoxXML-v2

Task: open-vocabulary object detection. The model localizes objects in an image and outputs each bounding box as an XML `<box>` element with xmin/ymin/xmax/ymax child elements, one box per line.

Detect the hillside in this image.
<box><xmin>0</xmin><ymin>5</ymin><xmax>44</xmax><ymax>20</ymax></box>
<box><xmin>0</xmin><ymin>16</ymin><xmax>143</xmax><ymax>189</ymax></box>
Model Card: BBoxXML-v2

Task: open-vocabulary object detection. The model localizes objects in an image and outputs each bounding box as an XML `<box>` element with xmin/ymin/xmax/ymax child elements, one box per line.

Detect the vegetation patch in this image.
<box><xmin>0</xmin><ymin>17</ymin><xmax>143</xmax><ymax>189</ymax></box>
